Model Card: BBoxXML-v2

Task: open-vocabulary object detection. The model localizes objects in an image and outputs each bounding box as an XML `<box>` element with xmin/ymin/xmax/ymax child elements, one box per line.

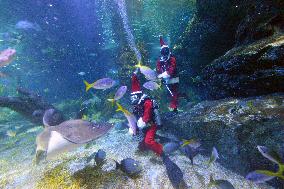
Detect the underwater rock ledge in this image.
<box><xmin>0</xmin><ymin>88</ymin><xmax>64</xmax><ymax>125</ymax></box>
<box><xmin>201</xmin><ymin>34</ymin><xmax>284</xmax><ymax>99</ymax></box>
<box><xmin>161</xmin><ymin>93</ymin><xmax>284</xmax><ymax>187</ymax></box>
<box><xmin>175</xmin><ymin>0</ymin><xmax>283</xmax><ymax>100</ymax></box>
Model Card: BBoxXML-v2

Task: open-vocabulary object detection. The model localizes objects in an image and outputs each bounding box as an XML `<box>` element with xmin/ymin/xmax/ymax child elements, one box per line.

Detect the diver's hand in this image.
<box><xmin>128</xmin><ymin>128</ymin><xmax>134</xmax><ymax>135</ymax></box>
<box><xmin>137</xmin><ymin>117</ymin><xmax>147</xmax><ymax>129</ymax></box>
<box><xmin>157</xmin><ymin>71</ymin><xmax>170</xmax><ymax>79</ymax></box>
<box><xmin>133</xmin><ymin>68</ymin><xmax>139</xmax><ymax>75</ymax></box>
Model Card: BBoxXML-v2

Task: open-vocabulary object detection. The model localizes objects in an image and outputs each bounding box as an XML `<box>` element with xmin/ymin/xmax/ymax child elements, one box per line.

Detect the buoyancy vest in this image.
<box><xmin>160</xmin><ymin>55</ymin><xmax>174</xmax><ymax>72</ymax></box>
<box><xmin>132</xmin><ymin>94</ymin><xmax>162</xmax><ymax>126</ymax></box>
<box><xmin>159</xmin><ymin>55</ymin><xmax>179</xmax><ymax>84</ymax></box>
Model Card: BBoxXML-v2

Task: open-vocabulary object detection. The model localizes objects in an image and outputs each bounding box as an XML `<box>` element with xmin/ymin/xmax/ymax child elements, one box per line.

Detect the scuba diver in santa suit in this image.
<box><xmin>128</xmin><ymin>70</ymin><xmax>186</xmax><ymax>186</ymax></box>
<box><xmin>156</xmin><ymin>36</ymin><xmax>180</xmax><ymax>112</ymax></box>
<box><xmin>129</xmin><ymin>69</ymin><xmax>164</xmax><ymax>156</ymax></box>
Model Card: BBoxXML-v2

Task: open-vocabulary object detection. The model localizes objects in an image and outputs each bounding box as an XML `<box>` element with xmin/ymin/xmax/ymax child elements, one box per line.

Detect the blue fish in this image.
<box><xmin>116</xmin><ymin>158</ymin><xmax>142</xmax><ymax>176</ymax></box>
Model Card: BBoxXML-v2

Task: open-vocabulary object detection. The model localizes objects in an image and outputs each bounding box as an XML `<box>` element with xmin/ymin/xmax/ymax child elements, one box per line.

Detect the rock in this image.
<box><xmin>235</xmin><ymin>1</ymin><xmax>284</xmax><ymax>46</ymax></box>
<box><xmin>101</xmin><ymin>159</ymin><xmax>117</xmax><ymax>172</ymax></box>
<box><xmin>0</xmin><ymin>88</ymin><xmax>64</xmax><ymax>125</ymax></box>
<box><xmin>175</xmin><ymin>1</ymin><xmax>284</xmax><ymax>100</ymax></box>
<box><xmin>114</xmin><ymin>122</ymin><xmax>128</xmax><ymax>130</ymax></box>
<box><xmin>201</xmin><ymin>35</ymin><xmax>284</xmax><ymax>99</ymax></box>
<box><xmin>161</xmin><ymin>93</ymin><xmax>284</xmax><ymax>188</ymax></box>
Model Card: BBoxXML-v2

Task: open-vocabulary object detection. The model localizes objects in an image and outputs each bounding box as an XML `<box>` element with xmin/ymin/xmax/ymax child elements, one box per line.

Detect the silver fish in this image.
<box><xmin>257</xmin><ymin>146</ymin><xmax>283</xmax><ymax>165</ymax></box>
<box><xmin>135</xmin><ymin>63</ymin><xmax>157</xmax><ymax>80</ymax></box>
<box><xmin>163</xmin><ymin>142</ymin><xmax>181</xmax><ymax>155</ymax></box>
<box><xmin>118</xmin><ymin>158</ymin><xmax>142</xmax><ymax>176</ymax></box>
<box><xmin>95</xmin><ymin>149</ymin><xmax>106</xmax><ymax>166</ymax></box>
<box><xmin>246</xmin><ymin>171</ymin><xmax>275</xmax><ymax>183</ymax></box>
<box><xmin>209</xmin><ymin>175</ymin><xmax>235</xmax><ymax>189</ymax></box>
<box><xmin>114</xmin><ymin>86</ymin><xmax>127</xmax><ymax>101</ymax></box>
<box><xmin>116</xmin><ymin>102</ymin><xmax>137</xmax><ymax>135</ymax></box>
<box><xmin>143</xmin><ymin>81</ymin><xmax>160</xmax><ymax>91</ymax></box>
<box><xmin>208</xmin><ymin>147</ymin><xmax>219</xmax><ymax>166</ymax></box>
<box><xmin>78</xmin><ymin>72</ymin><xmax>86</xmax><ymax>76</ymax></box>
<box><xmin>181</xmin><ymin>145</ymin><xmax>203</xmax><ymax>165</ymax></box>
<box><xmin>93</xmin><ymin>78</ymin><xmax>116</xmax><ymax>89</ymax></box>
<box><xmin>84</xmin><ymin>78</ymin><xmax>116</xmax><ymax>91</ymax></box>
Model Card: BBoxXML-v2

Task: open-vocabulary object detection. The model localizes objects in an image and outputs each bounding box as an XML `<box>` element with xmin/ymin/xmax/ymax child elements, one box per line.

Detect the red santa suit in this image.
<box><xmin>131</xmin><ymin>74</ymin><xmax>163</xmax><ymax>156</ymax></box>
<box><xmin>156</xmin><ymin>37</ymin><xmax>179</xmax><ymax>110</ymax></box>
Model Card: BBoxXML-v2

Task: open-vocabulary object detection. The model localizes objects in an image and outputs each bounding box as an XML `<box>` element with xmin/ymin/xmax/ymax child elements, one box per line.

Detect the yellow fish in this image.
<box><xmin>6</xmin><ymin>130</ymin><xmax>16</xmax><ymax>137</ymax></box>
<box><xmin>134</xmin><ymin>61</ymin><xmax>151</xmax><ymax>70</ymax></box>
<box><xmin>82</xmin><ymin>114</ymin><xmax>88</xmax><ymax>120</ymax></box>
<box><xmin>115</xmin><ymin>102</ymin><xmax>137</xmax><ymax>135</ymax></box>
<box><xmin>115</xmin><ymin>102</ymin><xmax>131</xmax><ymax>116</ymax></box>
<box><xmin>84</xmin><ymin>80</ymin><xmax>95</xmax><ymax>92</ymax></box>
<box><xmin>181</xmin><ymin>138</ymin><xmax>199</xmax><ymax>147</ymax></box>
<box><xmin>134</xmin><ymin>62</ymin><xmax>157</xmax><ymax>81</ymax></box>
<box><xmin>84</xmin><ymin>78</ymin><xmax>115</xmax><ymax>92</ymax></box>
<box><xmin>253</xmin><ymin>146</ymin><xmax>284</xmax><ymax>180</ymax></box>
<box><xmin>107</xmin><ymin>86</ymin><xmax>127</xmax><ymax>106</ymax></box>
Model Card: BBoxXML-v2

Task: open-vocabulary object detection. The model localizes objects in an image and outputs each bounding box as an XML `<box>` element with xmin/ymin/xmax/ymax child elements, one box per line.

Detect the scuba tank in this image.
<box><xmin>133</xmin><ymin>94</ymin><xmax>162</xmax><ymax>127</ymax></box>
<box><xmin>152</xmin><ymin>99</ymin><xmax>162</xmax><ymax>127</ymax></box>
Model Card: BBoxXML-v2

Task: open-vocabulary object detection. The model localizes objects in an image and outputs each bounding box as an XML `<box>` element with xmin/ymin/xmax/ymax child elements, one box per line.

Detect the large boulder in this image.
<box><xmin>235</xmin><ymin>0</ymin><xmax>284</xmax><ymax>46</ymax></box>
<box><xmin>175</xmin><ymin>0</ymin><xmax>284</xmax><ymax>100</ymax></box>
<box><xmin>201</xmin><ymin>34</ymin><xmax>284</xmax><ymax>99</ymax></box>
<box><xmin>161</xmin><ymin>93</ymin><xmax>284</xmax><ymax>187</ymax></box>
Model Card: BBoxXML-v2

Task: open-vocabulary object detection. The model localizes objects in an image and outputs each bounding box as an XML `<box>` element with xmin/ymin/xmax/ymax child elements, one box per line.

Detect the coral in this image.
<box><xmin>0</xmin><ymin>176</ymin><xmax>9</xmax><ymax>189</ymax></box>
<box><xmin>0</xmin><ymin>108</ymin><xmax>21</xmax><ymax>123</ymax></box>
<box><xmin>91</xmin><ymin>112</ymin><xmax>102</xmax><ymax>122</ymax></box>
<box><xmin>36</xmin><ymin>163</ymin><xmax>80</xmax><ymax>189</ymax></box>
<box><xmin>36</xmin><ymin>160</ymin><xmax>126</xmax><ymax>189</ymax></box>
<box><xmin>54</xmin><ymin>99</ymin><xmax>82</xmax><ymax>118</ymax></box>
<box><xmin>201</xmin><ymin>34</ymin><xmax>284</xmax><ymax>99</ymax></box>
<box><xmin>72</xmin><ymin>166</ymin><xmax>122</xmax><ymax>188</ymax></box>
<box><xmin>117</xmin><ymin>42</ymin><xmax>149</xmax><ymax>84</ymax></box>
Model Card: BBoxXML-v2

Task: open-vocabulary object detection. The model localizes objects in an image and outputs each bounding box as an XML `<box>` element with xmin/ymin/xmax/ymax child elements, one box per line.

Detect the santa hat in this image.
<box><xmin>131</xmin><ymin>74</ymin><xmax>142</xmax><ymax>95</ymax></box>
<box><xmin>160</xmin><ymin>36</ymin><xmax>166</xmax><ymax>46</ymax></box>
<box><xmin>160</xmin><ymin>36</ymin><xmax>169</xmax><ymax>48</ymax></box>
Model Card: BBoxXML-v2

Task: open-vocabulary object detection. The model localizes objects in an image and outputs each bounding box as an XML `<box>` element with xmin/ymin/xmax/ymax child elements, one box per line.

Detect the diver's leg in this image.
<box><xmin>169</xmin><ymin>83</ymin><xmax>178</xmax><ymax>111</ymax></box>
<box><xmin>144</xmin><ymin>124</ymin><xmax>163</xmax><ymax>156</ymax></box>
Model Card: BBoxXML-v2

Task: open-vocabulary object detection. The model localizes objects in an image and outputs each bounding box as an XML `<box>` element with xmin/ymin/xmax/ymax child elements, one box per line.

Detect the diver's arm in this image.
<box><xmin>156</xmin><ymin>60</ymin><xmax>162</xmax><ymax>74</ymax></box>
<box><xmin>131</xmin><ymin>73</ymin><xmax>141</xmax><ymax>89</ymax></box>
<box><xmin>137</xmin><ymin>100</ymin><xmax>153</xmax><ymax>129</ymax></box>
<box><xmin>142</xmin><ymin>99</ymin><xmax>153</xmax><ymax>123</ymax></box>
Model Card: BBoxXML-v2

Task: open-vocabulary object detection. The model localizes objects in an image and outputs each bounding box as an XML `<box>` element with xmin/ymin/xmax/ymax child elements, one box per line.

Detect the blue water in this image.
<box><xmin>1</xmin><ymin>1</ymin><xmax>282</xmax><ymax>189</ymax></box>
<box><xmin>0</xmin><ymin>0</ymin><xmax>193</xmax><ymax>102</ymax></box>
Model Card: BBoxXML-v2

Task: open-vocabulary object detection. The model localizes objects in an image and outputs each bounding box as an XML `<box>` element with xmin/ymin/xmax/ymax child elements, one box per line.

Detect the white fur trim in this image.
<box><xmin>158</xmin><ymin>71</ymin><xmax>170</xmax><ymax>79</ymax></box>
<box><xmin>138</xmin><ymin>94</ymin><xmax>148</xmax><ymax>105</ymax></box>
<box><xmin>128</xmin><ymin>128</ymin><xmax>134</xmax><ymax>135</ymax></box>
<box><xmin>161</xmin><ymin>45</ymin><xmax>169</xmax><ymax>49</ymax></box>
<box><xmin>131</xmin><ymin>91</ymin><xmax>142</xmax><ymax>95</ymax></box>
<box><xmin>137</xmin><ymin>117</ymin><xmax>147</xmax><ymax>129</ymax></box>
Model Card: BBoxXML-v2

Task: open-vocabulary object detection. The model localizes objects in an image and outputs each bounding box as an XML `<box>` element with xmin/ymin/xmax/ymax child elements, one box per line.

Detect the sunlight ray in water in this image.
<box><xmin>0</xmin><ymin>0</ymin><xmax>283</xmax><ymax>188</ymax></box>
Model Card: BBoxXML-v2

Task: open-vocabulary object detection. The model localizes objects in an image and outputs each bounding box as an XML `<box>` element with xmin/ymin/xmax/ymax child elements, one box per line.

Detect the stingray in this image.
<box><xmin>35</xmin><ymin>119</ymin><xmax>113</xmax><ymax>164</ymax></box>
<box><xmin>43</xmin><ymin>108</ymin><xmax>65</xmax><ymax>127</ymax></box>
